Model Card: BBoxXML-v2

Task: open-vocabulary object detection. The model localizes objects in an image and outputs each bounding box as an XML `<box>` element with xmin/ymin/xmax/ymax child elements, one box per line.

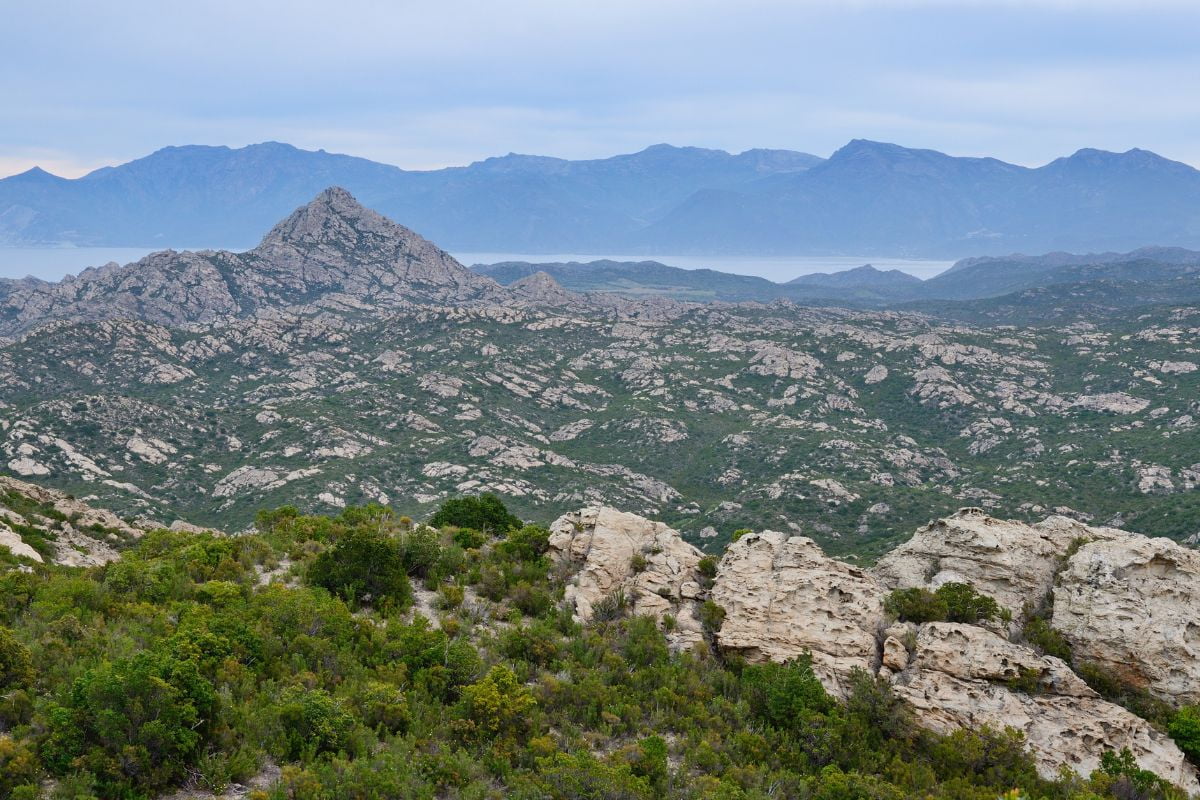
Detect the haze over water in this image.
<box><xmin>0</xmin><ymin>247</ymin><xmax>954</xmax><ymax>283</ymax></box>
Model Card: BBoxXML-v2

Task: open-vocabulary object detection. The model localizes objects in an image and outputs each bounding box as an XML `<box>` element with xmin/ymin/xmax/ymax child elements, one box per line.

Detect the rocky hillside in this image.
<box><xmin>0</xmin><ymin>191</ymin><xmax>1198</xmax><ymax>557</ymax></box>
<box><xmin>0</xmin><ymin>475</ymin><xmax>147</xmax><ymax>566</ymax></box>
<box><xmin>0</xmin><ymin>188</ymin><xmax>509</xmax><ymax>337</ymax></box>
<box><xmin>548</xmin><ymin>505</ymin><xmax>1200</xmax><ymax>793</ymax></box>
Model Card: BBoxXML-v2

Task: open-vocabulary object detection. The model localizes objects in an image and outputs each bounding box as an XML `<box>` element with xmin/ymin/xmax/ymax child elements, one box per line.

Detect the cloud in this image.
<box><xmin>3</xmin><ymin>0</ymin><xmax>1200</xmax><ymax>175</ymax></box>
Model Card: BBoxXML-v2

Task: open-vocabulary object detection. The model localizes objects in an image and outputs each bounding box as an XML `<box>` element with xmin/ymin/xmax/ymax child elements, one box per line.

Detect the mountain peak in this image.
<box><xmin>255</xmin><ymin>186</ymin><xmax>398</xmax><ymax>250</ymax></box>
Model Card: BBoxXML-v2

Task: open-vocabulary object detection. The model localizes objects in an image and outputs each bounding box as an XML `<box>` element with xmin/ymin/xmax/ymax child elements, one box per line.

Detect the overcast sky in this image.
<box><xmin>4</xmin><ymin>0</ymin><xmax>1200</xmax><ymax>178</ymax></box>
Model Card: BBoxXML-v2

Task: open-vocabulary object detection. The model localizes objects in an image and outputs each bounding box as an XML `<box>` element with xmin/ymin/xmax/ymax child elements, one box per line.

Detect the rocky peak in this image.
<box><xmin>0</xmin><ymin>188</ymin><xmax>512</xmax><ymax>337</ymax></box>
<box><xmin>250</xmin><ymin>187</ymin><xmax>488</xmax><ymax>290</ymax></box>
<box><xmin>508</xmin><ymin>270</ymin><xmax>579</xmax><ymax>305</ymax></box>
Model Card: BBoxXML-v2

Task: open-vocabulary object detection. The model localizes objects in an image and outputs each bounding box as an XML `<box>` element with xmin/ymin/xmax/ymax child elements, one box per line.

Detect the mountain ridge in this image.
<box><xmin>5</xmin><ymin>139</ymin><xmax>1200</xmax><ymax>255</ymax></box>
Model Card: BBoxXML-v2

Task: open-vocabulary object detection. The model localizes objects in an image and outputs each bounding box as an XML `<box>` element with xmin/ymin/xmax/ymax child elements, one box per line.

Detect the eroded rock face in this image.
<box><xmin>891</xmin><ymin>623</ymin><xmax>1198</xmax><ymax>794</ymax></box>
<box><xmin>548</xmin><ymin>506</ymin><xmax>706</xmax><ymax>650</ymax></box>
<box><xmin>872</xmin><ymin>508</ymin><xmax>1112</xmax><ymax>613</ymax></box>
<box><xmin>0</xmin><ymin>475</ymin><xmax>140</xmax><ymax>565</ymax></box>
<box><xmin>1053</xmin><ymin>535</ymin><xmax>1200</xmax><ymax>704</ymax></box>
<box><xmin>711</xmin><ymin>530</ymin><xmax>886</xmax><ymax>696</ymax></box>
<box><xmin>544</xmin><ymin>506</ymin><xmax>1200</xmax><ymax>792</ymax></box>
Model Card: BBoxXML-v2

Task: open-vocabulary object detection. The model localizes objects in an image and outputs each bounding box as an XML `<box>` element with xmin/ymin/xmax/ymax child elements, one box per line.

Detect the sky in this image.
<box><xmin>4</xmin><ymin>0</ymin><xmax>1200</xmax><ymax>178</ymax></box>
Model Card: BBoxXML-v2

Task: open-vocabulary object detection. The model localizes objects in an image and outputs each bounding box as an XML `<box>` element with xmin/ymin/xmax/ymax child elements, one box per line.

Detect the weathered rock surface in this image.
<box><xmin>873</xmin><ymin>508</ymin><xmax>1109</xmax><ymax>613</ymax></box>
<box><xmin>710</xmin><ymin>530</ymin><xmax>885</xmax><ymax>695</ymax></box>
<box><xmin>892</xmin><ymin>623</ymin><xmax>1198</xmax><ymax>793</ymax></box>
<box><xmin>1053</xmin><ymin>535</ymin><xmax>1200</xmax><ymax>704</ymax></box>
<box><xmin>550</xmin><ymin>506</ymin><xmax>1200</xmax><ymax>791</ymax></box>
<box><xmin>874</xmin><ymin>508</ymin><xmax>1200</xmax><ymax>707</ymax></box>
<box><xmin>548</xmin><ymin>506</ymin><xmax>706</xmax><ymax>649</ymax></box>
<box><xmin>0</xmin><ymin>475</ymin><xmax>141</xmax><ymax>565</ymax></box>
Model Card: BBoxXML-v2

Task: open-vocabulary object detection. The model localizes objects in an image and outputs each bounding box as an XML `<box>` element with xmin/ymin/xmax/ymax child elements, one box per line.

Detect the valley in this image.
<box><xmin>1</xmin><ymin>190</ymin><xmax>1197</xmax><ymax>561</ymax></box>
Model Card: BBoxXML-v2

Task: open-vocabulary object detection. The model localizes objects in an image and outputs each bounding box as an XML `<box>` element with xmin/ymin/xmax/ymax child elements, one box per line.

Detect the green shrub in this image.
<box><xmin>497</xmin><ymin>524</ymin><xmax>551</xmax><ymax>562</ymax></box>
<box><xmin>1169</xmin><ymin>706</ymin><xmax>1200</xmax><ymax>766</ymax></box>
<box><xmin>0</xmin><ymin>736</ymin><xmax>39</xmax><ymax>799</ymax></box>
<box><xmin>458</xmin><ymin>665</ymin><xmax>535</xmax><ymax>741</ymax></box>
<box><xmin>399</xmin><ymin>526</ymin><xmax>442</xmax><ymax>578</ymax></box>
<box><xmin>743</xmin><ymin>655</ymin><xmax>834</xmax><ymax>728</ymax></box>
<box><xmin>1022</xmin><ymin>616</ymin><xmax>1073</xmax><ymax>661</ymax></box>
<box><xmin>42</xmin><ymin>648</ymin><xmax>216</xmax><ymax>795</ymax></box>
<box><xmin>936</xmin><ymin>582</ymin><xmax>1003</xmax><ymax>624</ymax></box>
<box><xmin>884</xmin><ymin>583</ymin><xmax>1004</xmax><ymax>625</ymax></box>
<box><xmin>307</xmin><ymin>528</ymin><xmax>411</xmax><ymax>610</ymax></box>
<box><xmin>0</xmin><ymin>626</ymin><xmax>33</xmax><ymax>690</ymax></box>
<box><xmin>429</xmin><ymin>494</ymin><xmax>521</xmax><ymax>534</ymax></box>
<box><xmin>357</xmin><ymin>681</ymin><xmax>410</xmax><ymax>734</ymax></box>
<box><xmin>884</xmin><ymin>587</ymin><xmax>947</xmax><ymax>623</ymax></box>
<box><xmin>276</xmin><ymin>686</ymin><xmax>356</xmax><ymax>760</ymax></box>
<box><xmin>699</xmin><ymin>600</ymin><xmax>726</xmax><ymax>634</ymax></box>
<box><xmin>451</xmin><ymin>527</ymin><xmax>487</xmax><ymax>550</ymax></box>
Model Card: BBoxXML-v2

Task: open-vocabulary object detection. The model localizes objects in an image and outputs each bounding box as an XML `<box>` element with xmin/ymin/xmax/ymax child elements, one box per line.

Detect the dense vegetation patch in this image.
<box><xmin>0</xmin><ymin>498</ymin><xmax>1191</xmax><ymax>799</ymax></box>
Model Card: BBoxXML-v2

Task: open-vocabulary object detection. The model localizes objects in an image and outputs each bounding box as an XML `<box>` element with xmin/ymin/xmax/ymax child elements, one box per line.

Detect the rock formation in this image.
<box><xmin>873</xmin><ymin>508</ymin><xmax>1106</xmax><ymax>613</ymax></box>
<box><xmin>1053</xmin><ymin>535</ymin><xmax>1200</xmax><ymax>705</ymax></box>
<box><xmin>710</xmin><ymin>530</ymin><xmax>885</xmax><ymax>695</ymax></box>
<box><xmin>0</xmin><ymin>475</ymin><xmax>142</xmax><ymax>565</ymax></box>
<box><xmin>875</xmin><ymin>507</ymin><xmax>1200</xmax><ymax>706</ymax></box>
<box><xmin>548</xmin><ymin>506</ymin><xmax>706</xmax><ymax>649</ymax></box>
<box><xmin>548</xmin><ymin>506</ymin><xmax>1200</xmax><ymax>792</ymax></box>
<box><xmin>890</xmin><ymin>623</ymin><xmax>1197</xmax><ymax>792</ymax></box>
<box><xmin>0</xmin><ymin>188</ymin><xmax>511</xmax><ymax>337</ymax></box>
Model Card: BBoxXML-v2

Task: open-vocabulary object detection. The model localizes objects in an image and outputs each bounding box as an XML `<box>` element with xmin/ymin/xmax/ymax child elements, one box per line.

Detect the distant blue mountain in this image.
<box><xmin>0</xmin><ymin>142</ymin><xmax>820</xmax><ymax>250</ymax></box>
<box><xmin>3</xmin><ymin>139</ymin><xmax>1200</xmax><ymax>256</ymax></box>
<box><xmin>630</xmin><ymin>140</ymin><xmax>1200</xmax><ymax>255</ymax></box>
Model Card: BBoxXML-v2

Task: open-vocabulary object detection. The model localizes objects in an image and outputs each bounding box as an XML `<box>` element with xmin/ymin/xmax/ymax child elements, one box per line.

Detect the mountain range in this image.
<box><xmin>473</xmin><ymin>246</ymin><xmax>1200</xmax><ymax>312</ymax></box>
<box><xmin>4</xmin><ymin>140</ymin><xmax>1200</xmax><ymax>256</ymax></box>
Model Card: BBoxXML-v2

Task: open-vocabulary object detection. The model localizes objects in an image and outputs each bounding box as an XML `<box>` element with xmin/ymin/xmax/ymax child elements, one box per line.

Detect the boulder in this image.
<box><xmin>892</xmin><ymin>623</ymin><xmax>1198</xmax><ymax>793</ymax></box>
<box><xmin>548</xmin><ymin>506</ymin><xmax>706</xmax><ymax>650</ymax></box>
<box><xmin>711</xmin><ymin>530</ymin><xmax>885</xmax><ymax>696</ymax></box>
<box><xmin>872</xmin><ymin>508</ymin><xmax>1117</xmax><ymax>614</ymax></box>
<box><xmin>1053</xmin><ymin>535</ymin><xmax>1200</xmax><ymax>704</ymax></box>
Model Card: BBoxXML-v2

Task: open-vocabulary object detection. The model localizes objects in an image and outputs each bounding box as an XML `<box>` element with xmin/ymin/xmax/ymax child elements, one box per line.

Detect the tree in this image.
<box><xmin>429</xmin><ymin>494</ymin><xmax>521</xmax><ymax>534</ymax></box>
<box><xmin>42</xmin><ymin>649</ymin><xmax>216</xmax><ymax>795</ymax></box>
<box><xmin>307</xmin><ymin>528</ymin><xmax>411</xmax><ymax>610</ymax></box>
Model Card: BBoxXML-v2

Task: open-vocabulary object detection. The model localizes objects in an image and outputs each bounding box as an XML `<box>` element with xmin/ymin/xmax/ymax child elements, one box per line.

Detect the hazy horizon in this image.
<box><xmin>5</xmin><ymin>1</ymin><xmax>1200</xmax><ymax>178</ymax></box>
<box><xmin>0</xmin><ymin>245</ymin><xmax>955</xmax><ymax>284</ymax></box>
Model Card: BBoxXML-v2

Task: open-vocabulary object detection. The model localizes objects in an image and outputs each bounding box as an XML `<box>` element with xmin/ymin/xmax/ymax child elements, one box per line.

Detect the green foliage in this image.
<box><xmin>0</xmin><ymin>503</ymin><xmax>1186</xmax><ymax>800</ymax></box>
<box><xmin>1022</xmin><ymin>615</ymin><xmax>1074</xmax><ymax>661</ymax></box>
<box><xmin>0</xmin><ymin>736</ymin><xmax>39</xmax><ymax>799</ymax></box>
<box><xmin>884</xmin><ymin>587</ymin><xmax>948</xmax><ymax>623</ymax></box>
<box><xmin>429</xmin><ymin>494</ymin><xmax>521</xmax><ymax>534</ymax></box>
<box><xmin>1169</xmin><ymin>706</ymin><xmax>1200</xmax><ymax>766</ymax></box>
<box><xmin>0</xmin><ymin>626</ymin><xmax>33</xmax><ymax>690</ymax></box>
<box><xmin>743</xmin><ymin>655</ymin><xmax>835</xmax><ymax>728</ymax></box>
<box><xmin>528</xmin><ymin>752</ymin><xmax>653</xmax><ymax>800</ymax></box>
<box><xmin>42</xmin><ymin>647</ymin><xmax>216</xmax><ymax>795</ymax></box>
<box><xmin>275</xmin><ymin>686</ymin><xmax>356</xmax><ymax>761</ymax></box>
<box><xmin>307</xmin><ymin>528</ymin><xmax>412</xmax><ymax>610</ymax></box>
<box><xmin>451</xmin><ymin>527</ymin><xmax>487</xmax><ymax>550</ymax></box>
<box><xmin>699</xmin><ymin>600</ymin><xmax>726</xmax><ymax>634</ymax></box>
<box><xmin>458</xmin><ymin>665</ymin><xmax>535</xmax><ymax>742</ymax></box>
<box><xmin>1097</xmin><ymin>748</ymin><xmax>1179</xmax><ymax>800</ymax></box>
<box><xmin>885</xmin><ymin>583</ymin><xmax>1004</xmax><ymax>625</ymax></box>
<box><xmin>1074</xmin><ymin>662</ymin><xmax>1176</xmax><ymax>729</ymax></box>
<box><xmin>935</xmin><ymin>582</ymin><xmax>1003</xmax><ymax>624</ymax></box>
<box><xmin>497</xmin><ymin>524</ymin><xmax>551</xmax><ymax>562</ymax></box>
